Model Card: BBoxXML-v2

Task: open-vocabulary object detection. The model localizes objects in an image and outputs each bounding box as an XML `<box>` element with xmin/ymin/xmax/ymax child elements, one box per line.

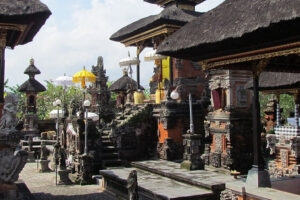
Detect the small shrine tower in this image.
<box><xmin>89</xmin><ymin>56</ymin><xmax>114</xmax><ymax>123</ymax></box>
<box><xmin>19</xmin><ymin>58</ymin><xmax>46</xmax><ymax>136</ymax></box>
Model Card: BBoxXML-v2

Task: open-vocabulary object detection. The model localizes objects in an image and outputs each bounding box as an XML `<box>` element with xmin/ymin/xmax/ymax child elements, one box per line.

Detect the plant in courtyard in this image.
<box><xmin>36</xmin><ymin>81</ymin><xmax>85</xmax><ymax>119</ymax></box>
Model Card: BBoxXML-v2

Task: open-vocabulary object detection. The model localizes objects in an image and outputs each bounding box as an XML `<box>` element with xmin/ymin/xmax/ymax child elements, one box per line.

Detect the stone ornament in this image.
<box><xmin>127</xmin><ymin>170</ymin><xmax>138</xmax><ymax>200</ymax></box>
<box><xmin>0</xmin><ymin>148</ymin><xmax>27</xmax><ymax>184</ymax></box>
<box><xmin>0</xmin><ymin>94</ymin><xmax>18</xmax><ymax>130</ymax></box>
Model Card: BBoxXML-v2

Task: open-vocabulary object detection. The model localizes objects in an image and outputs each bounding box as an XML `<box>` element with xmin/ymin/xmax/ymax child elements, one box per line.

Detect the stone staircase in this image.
<box><xmin>100</xmin><ymin>104</ymin><xmax>151</xmax><ymax>169</ymax></box>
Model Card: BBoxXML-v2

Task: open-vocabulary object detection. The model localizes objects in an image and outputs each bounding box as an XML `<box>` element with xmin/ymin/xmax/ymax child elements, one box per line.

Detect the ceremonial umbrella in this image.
<box><xmin>119</xmin><ymin>51</ymin><xmax>140</xmax><ymax>88</ymax></box>
<box><xmin>72</xmin><ymin>67</ymin><xmax>96</xmax><ymax>89</ymax></box>
<box><xmin>144</xmin><ymin>49</ymin><xmax>167</xmax><ymax>61</ymax></box>
<box><xmin>55</xmin><ymin>73</ymin><xmax>74</xmax><ymax>89</ymax></box>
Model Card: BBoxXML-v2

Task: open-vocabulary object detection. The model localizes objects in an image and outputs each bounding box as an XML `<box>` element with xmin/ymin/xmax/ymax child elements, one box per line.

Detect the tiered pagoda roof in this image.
<box><xmin>109</xmin><ymin>73</ymin><xmax>144</xmax><ymax>92</ymax></box>
<box><xmin>110</xmin><ymin>5</ymin><xmax>202</xmax><ymax>47</ymax></box>
<box><xmin>144</xmin><ymin>0</ymin><xmax>204</xmax><ymax>7</ymax></box>
<box><xmin>18</xmin><ymin>59</ymin><xmax>46</xmax><ymax>93</ymax></box>
<box><xmin>0</xmin><ymin>0</ymin><xmax>51</xmax><ymax>48</ymax></box>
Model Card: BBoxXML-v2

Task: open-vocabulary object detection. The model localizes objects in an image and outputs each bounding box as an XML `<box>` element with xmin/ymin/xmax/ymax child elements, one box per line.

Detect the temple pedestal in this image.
<box><xmin>181</xmin><ymin>134</ymin><xmax>204</xmax><ymax>170</ymax></box>
<box><xmin>58</xmin><ymin>169</ymin><xmax>72</xmax><ymax>185</ymax></box>
<box><xmin>38</xmin><ymin>160</ymin><xmax>51</xmax><ymax>172</ymax></box>
<box><xmin>246</xmin><ymin>167</ymin><xmax>271</xmax><ymax>187</ymax></box>
<box><xmin>27</xmin><ymin>151</ymin><xmax>35</xmax><ymax>162</ymax></box>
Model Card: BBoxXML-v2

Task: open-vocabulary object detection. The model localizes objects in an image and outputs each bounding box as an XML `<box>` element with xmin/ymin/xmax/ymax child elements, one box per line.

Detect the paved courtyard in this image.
<box><xmin>19</xmin><ymin>162</ymin><xmax>115</xmax><ymax>200</ymax></box>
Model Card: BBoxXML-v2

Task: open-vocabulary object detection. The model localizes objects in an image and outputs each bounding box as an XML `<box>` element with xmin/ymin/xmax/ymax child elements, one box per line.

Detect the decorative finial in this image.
<box><xmin>83</xmin><ymin>66</ymin><xmax>85</xmax><ymax>70</ymax></box>
<box><xmin>123</xmin><ymin>68</ymin><xmax>128</xmax><ymax>75</ymax></box>
<box><xmin>128</xmin><ymin>51</ymin><xmax>130</xmax><ymax>57</ymax></box>
<box><xmin>30</xmin><ymin>58</ymin><xmax>34</xmax><ymax>65</ymax></box>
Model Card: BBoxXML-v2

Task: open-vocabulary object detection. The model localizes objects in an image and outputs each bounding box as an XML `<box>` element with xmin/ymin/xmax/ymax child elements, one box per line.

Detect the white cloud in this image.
<box><xmin>5</xmin><ymin>0</ymin><xmax>223</xmax><ymax>88</ymax></box>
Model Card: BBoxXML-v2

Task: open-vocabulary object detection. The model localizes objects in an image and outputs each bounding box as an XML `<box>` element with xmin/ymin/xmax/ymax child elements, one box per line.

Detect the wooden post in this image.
<box><xmin>252</xmin><ymin>72</ymin><xmax>263</xmax><ymax>169</ymax></box>
<box><xmin>169</xmin><ymin>57</ymin><xmax>173</xmax><ymax>86</ymax></box>
<box><xmin>136</xmin><ymin>53</ymin><xmax>140</xmax><ymax>90</ymax></box>
<box><xmin>0</xmin><ymin>30</ymin><xmax>6</xmax><ymax>106</ymax></box>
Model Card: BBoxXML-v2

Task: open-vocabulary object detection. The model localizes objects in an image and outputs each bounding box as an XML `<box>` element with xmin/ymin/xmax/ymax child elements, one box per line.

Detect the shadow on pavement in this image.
<box><xmin>33</xmin><ymin>192</ymin><xmax>114</xmax><ymax>200</ymax></box>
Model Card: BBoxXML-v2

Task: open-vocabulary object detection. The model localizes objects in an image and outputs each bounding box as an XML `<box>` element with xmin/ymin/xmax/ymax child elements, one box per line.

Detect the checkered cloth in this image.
<box><xmin>275</xmin><ymin>126</ymin><xmax>300</xmax><ymax>139</ymax></box>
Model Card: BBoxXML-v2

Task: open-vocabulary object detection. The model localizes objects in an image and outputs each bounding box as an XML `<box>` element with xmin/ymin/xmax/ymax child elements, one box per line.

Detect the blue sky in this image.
<box><xmin>5</xmin><ymin>0</ymin><xmax>225</xmax><ymax>88</ymax></box>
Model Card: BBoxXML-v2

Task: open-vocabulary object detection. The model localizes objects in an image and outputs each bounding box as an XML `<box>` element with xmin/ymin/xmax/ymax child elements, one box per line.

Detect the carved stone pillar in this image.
<box><xmin>181</xmin><ymin>133</ymin><xmax>204</xmax><ymax>170</ymax></box>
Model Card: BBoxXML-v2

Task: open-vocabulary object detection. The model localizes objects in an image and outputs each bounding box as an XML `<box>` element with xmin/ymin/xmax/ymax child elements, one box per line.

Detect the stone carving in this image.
<box><xmin>210</xmin><ymin>152</ymin><xmax>221</xmax><ymax>168</ymax></box>
<box><xmin>209</xmin><ymin>76</ymin><xmax>230</xmax><ymax>90</ymax></box>
<box><xmin>181</xmin><ymin>133</ymin><xmax>204</xmax><ymax>170</ymax></box>
<box><xmin>70</xmin><ymin>98</ymin><xmax>82</xmax><ymax>117</ymax></box>
<box><xmin>0</xmin><ymin>94</ymin><xmax>18</xmax><ymax>130</ymax></box>
<box><xmin>158</xmin><ymin>138</ymin><xmax>177</xmax><ymax>160</ymax></box>
<box><xmin>214</xmin><ymin>134</ymin><xmax>223</xmax><ymax>153</ymax></box>
<box><xmin>280</xmin><ymin>149</ymin><xmax>289</xmax><ymax>168</ymax></box>
<box><xmin>40</xmin><ymin>141</ymin><xmax>50</xmax><ymax>160</ymax></box>
<box><xmin>0</xmin><ymin>148</ymin><xmax>27</xmax><ymax>184</ymax></box>
<box><xmin>127</xmin><ymin>170</ymin><xmax>138</xmax><ymax>200</ymax></box>
<box><xmin>0</xmin><ymin>94</ymin><xmax>28</xmax><ymax>184</ymax></box>
<box><xmin>266</xmin><ymin>134</ymin><xmax>277</xmax><ymax>155</ymax></box>
<box><xmin>28</xmin><ymin>136</ymin><xmax>33</xmax><ymax>152</ymax></box>
<box><xmin>78</xmin><ymin>154</ymin><xmax>94</xmax><ymax>185</ymax></box>
<box><xmin>220</xmin><ymin>189</ymin><xmax>238</xmax><ymax>200</ymax></box>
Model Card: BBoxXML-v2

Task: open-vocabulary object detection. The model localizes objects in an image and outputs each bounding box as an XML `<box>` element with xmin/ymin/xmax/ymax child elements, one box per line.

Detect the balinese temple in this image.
<box><xmin>0</xmin><ymin>0</ymin><xmax>51</xmax><ymax>119</ymax></box>
<box><xmin>89</xmin><ymin>56</ymin><xmax>114</xmax><ymax>123</ymax></box>
<box><xmin>110</xmin><ymin>0</ymin><xmax>209</xmax><ymax>160</ymax></box>
<box><xmin>18</xmin><ymin>58</ymin><xmax>46</xmax><ymax>136</ymax></box>
<box><xmin>158</xmin><ymin>0</ymin><xmax>300</xmax><ymax>198</ymax></box>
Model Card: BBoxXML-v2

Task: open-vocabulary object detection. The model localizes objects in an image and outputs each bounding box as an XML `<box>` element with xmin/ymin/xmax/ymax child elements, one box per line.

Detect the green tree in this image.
<box><xmin>259</xmin><ymin>92</ymin><xmax>294</xmax><ymax>124</ymax></box>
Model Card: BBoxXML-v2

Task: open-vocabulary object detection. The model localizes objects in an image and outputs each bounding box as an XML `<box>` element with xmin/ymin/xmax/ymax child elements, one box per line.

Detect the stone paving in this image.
<box><xmin>19</xmin><ymin>162</ymin><xmax>115</xmax><ymax>200</ymax></box>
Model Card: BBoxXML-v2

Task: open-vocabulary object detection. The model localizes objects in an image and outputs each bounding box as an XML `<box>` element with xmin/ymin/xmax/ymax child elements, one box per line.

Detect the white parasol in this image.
<box><xmin>144</xmin><ymin>49</ymin><xmax>167</xmax><ymax>61</ymax></box>
<box><xmin>55</xmin><ymin>73</ymin><xmax>74</xmax><ymax>88</ymax></box>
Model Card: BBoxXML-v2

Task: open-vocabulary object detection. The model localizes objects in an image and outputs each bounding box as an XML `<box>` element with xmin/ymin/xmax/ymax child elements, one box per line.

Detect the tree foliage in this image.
<box><xmin>259</xmin><ymin>92</ymin><xmax>294</xmax><ymax>124</ymax></box>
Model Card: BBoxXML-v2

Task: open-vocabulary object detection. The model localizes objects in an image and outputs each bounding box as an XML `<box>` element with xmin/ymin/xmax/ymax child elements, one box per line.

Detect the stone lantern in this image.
<box><xmin>18</xmin><ymin>58</ymin><xmax>46</xmax><ymax>137</ymax></box>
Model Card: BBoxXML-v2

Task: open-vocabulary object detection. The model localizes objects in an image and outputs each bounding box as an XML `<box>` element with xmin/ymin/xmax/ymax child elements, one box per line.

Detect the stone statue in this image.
<box><xmin>40</xmin><ymin>141</ymin><xmax>50</xmax><ymax>160</ymax></box>
<box><xmin>127</xmin><ymin>170</ymin><xmax>138</xmax><ymax>200</ymax></box>
<box><xmin>0</xmin><ymin>94</ymin><xmax>28</xmax><ymax>184</ymax></box>
<box><xmin>0</xmin><ymin>94</ymin><xmax>18</xmax><ymax>130</ymax></box>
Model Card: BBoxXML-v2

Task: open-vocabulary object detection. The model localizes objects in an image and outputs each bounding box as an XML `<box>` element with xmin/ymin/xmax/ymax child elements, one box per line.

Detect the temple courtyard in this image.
<box><xmin>19</xmin><ymin>163</ymin><xmax>114</xmax><ymax>200</ymax></box>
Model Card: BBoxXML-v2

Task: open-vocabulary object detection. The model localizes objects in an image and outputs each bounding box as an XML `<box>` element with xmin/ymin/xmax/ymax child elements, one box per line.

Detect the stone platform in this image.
<box><xmin>131</xmin><ymin>160</ymin><xmax>234</xmax><ymax>192</ymax></box>
<box><xmin>100</xmin><ymin>160</ymin><xmax>236</xmax><ymax>200</ymax></box>
<box><xmin>100</xmin><ymin>167</ymin><xmax>214</xmax><ymax>200</ymax></box>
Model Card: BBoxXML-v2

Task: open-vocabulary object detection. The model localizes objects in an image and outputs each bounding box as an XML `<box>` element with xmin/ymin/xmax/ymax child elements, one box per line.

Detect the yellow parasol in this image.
<box><xmin>73</xmin><ymin>66</ymin><xmax>96</xmax><ymax>88</ymax></box>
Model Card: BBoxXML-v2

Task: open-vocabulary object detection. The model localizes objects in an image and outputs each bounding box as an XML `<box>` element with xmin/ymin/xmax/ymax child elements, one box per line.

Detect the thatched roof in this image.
<box><xmin>24</xmin><ymin>60</ymin><xmax>41</xmax><ymax>75</ymax></box>
<box><xmin>110</xmin><ymin>6</ymin><xmax>202</xmax><ymax>42</ymax></box>
<box><xmin>109</xmin><ymin>74</ymin><xmax>144</xmax><ymax>92</ymax></box>
<box><xmin>245</xmin><ymin>72</ymin><xmax>300</xmax><ymax>91</ymax></box>
<box><xmin>18</xmin><ymin>79</ymin><xmax>46</xmax><ymax>93</ymax></box>
<box><xmin>157</xmin><ymin>0</ymin><xmax>300</xmax><ymax>61</ymax></box>
<box><xmin>144</xmin><ymin>0</ymin><xmax>204</xmax><ymax>6</ymax></box>
<box><xmin>0</xmin><ymin>0</ymin><xmax>51</xmax><ymax>48</ymax></box>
